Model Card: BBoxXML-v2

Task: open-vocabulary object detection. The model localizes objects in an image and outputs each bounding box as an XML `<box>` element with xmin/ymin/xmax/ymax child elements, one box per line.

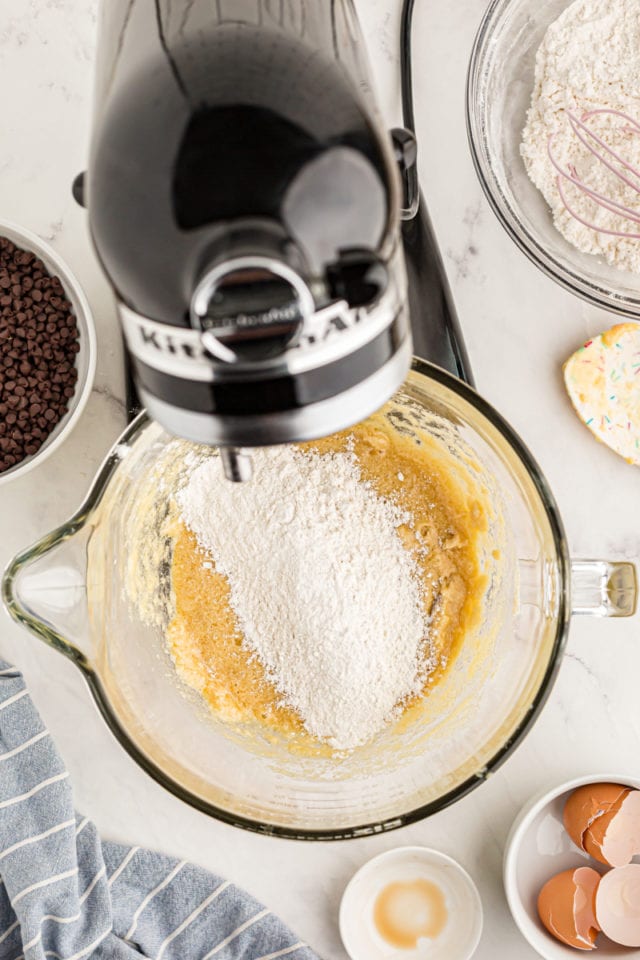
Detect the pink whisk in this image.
<box><xmin>547</xmin><ymin>108</ymin><xmax>640</xmax><ymax>239</ymax></box>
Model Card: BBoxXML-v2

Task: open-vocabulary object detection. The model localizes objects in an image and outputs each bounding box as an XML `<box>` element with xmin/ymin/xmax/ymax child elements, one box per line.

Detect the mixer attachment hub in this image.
<box><xmin>193</xmin><ymin>257</ymin><xmax>314</xmax><ymax>365</ymax></box>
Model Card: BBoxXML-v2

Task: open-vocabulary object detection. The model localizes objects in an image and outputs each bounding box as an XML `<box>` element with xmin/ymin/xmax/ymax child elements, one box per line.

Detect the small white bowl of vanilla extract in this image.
<box><xmin>339</xmin><ymin>846</ymin><xmax>483</xmax><ymax>960</ymax></box>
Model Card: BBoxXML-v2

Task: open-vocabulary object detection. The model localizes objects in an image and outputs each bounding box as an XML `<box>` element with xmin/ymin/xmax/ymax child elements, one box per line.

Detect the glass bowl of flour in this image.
<box><xmin>468</xmin><ymin>0</ymin><xmax>640</xmax><ymax>317</ymax></box>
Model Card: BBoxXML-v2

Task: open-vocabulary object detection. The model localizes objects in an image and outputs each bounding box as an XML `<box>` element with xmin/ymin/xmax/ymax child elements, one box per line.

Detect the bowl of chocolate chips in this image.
<box><xmin>0</xmin><ymin>221</ymin><xmax>96</xmax><ymax>482</ymax></box>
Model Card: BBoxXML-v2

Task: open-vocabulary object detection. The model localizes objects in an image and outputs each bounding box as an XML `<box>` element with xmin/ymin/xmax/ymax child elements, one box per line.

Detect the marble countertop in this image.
<box><xmin>0</xmin><ymin>2</ymin><xmax>638</xmax><ymax>958</ymax></box>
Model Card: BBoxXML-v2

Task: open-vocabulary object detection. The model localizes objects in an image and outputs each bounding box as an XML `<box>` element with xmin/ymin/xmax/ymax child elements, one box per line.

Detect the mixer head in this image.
<box><xmin>85</xmin><ymin>0</ymin><xmax>413</xmax><ymax>480</ymax></box>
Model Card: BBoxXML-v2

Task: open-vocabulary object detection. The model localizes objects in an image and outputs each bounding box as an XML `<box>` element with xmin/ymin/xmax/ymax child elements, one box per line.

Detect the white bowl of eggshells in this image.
<box><xmin>504</xmin><ymin>775</ymin><xmax>640</xmax><ymax>959</ymax></box>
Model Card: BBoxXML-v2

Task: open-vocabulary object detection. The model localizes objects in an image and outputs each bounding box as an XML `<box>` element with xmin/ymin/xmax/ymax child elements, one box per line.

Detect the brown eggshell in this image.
<box><xmin>538</xmin><ymin>867</ymin><xmax>601</xmax><ymax>950</ymax></box>
<box><xmin>584</xmin><ymin>789</ymin><xmax>640</xmax><ymax>867</ymax></box>
<box><xmin>563</xmin><ymin>783</ymin><xmax>630</xmax><ymax>852</ymax></box>
<box><xmin>596</xmin><ymin>864</ymin><xmax>640</xmax><ymax>947</ymax></box>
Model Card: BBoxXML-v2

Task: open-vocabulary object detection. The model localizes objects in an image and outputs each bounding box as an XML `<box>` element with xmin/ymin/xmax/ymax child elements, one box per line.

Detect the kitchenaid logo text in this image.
<box><xmin>139</xmin><ymin>326</ymin><xmax>205</xmax><ymax>359</ymax></box>
<box><xmin>133</xmin><ymin>311</ymin><xmax>362</xmax><ymax>361</ymax></box>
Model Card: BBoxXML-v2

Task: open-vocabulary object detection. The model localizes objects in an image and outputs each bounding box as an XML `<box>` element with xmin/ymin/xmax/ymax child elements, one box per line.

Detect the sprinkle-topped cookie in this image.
<box><xmin>564</xmin><ymin>323</ymin><xmax>640</xmax><ymax>466</ymax></box>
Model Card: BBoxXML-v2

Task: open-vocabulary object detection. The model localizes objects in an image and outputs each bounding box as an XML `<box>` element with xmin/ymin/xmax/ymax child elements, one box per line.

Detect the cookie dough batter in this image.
<box><xmin>167</xmin><ymin>412</ymin><xmax>487</xmax><ymax>753</ymax></box>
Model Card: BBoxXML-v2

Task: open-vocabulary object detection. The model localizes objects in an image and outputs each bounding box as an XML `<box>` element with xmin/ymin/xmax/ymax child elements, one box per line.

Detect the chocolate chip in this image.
<box><xmin>0</xmin><ymin>237</ymin><xmax>80</xmax><ymax>472</ymax></box>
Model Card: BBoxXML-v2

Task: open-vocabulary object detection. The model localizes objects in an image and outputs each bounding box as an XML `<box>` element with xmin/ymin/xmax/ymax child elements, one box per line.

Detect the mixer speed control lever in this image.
<box><xmin>391</xmin><ymin>127</ymin><xmax>419</xmax><ymax>221</ymax></box>
<box><xmin>326</xmin><ymin>251</ymin><xmax>389</xmax><ymax>309</ymax></box>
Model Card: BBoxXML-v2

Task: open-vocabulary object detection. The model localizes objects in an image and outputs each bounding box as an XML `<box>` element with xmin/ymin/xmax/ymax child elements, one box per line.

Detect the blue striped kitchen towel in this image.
<box><xmin>0</xmin><ymin>661</ymin><xmax>321</xmax><ymax>960</ymax></box>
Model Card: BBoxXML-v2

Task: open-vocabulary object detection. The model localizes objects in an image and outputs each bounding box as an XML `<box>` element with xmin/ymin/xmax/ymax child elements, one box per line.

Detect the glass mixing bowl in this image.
<box><xmin>3</xmin><ymin>361</ymin><xmax>636</xmax><ymax>840</ymax></box>
<box><xmin>467</xmin><ymin>0</ymin><xmax>640</xmax><ymax>317</ymax></box>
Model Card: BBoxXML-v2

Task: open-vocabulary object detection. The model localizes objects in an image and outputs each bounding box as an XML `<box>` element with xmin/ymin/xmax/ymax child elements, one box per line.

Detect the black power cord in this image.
<box><xmin>397</xmin><ymin>0</ymin><xmax>420</xmax><ymax>219</ymax></box>
<box><xmin>397</xmin><ymin>0</ymin><xmax>476</xmax><ymax>385</ymax></box>
<box><xmin>400</xmin><ymin>0</ymin><xmax>417</xmax><ymax>134</ymax></box>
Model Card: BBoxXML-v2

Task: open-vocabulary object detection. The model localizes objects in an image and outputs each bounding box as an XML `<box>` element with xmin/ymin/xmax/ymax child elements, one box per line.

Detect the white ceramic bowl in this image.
<box><xmin>340</xmin><ymin>846</ymin><xmax>483</xmax><ymax>960</ymax></box>
<box><xmin>0</xmin><ymin>220</ymin><xmax>96</xmax><ymax>485</ymax></box>
<box><xmin>504</xmin><ymin>774</ymin><xmax>640</xmax><ymax>959</ymax></box>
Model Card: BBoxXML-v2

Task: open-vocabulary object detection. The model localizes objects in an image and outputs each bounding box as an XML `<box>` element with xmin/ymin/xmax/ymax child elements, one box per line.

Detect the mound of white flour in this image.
<box><xmin>522</xmin><ymin>0</ymin><xmax>640</xmax><ymax>272</ymax></box>
<box><xmin>177</xmin><ymin>445</ymin><xmax>432</xmax><ymax>750</ymax></box>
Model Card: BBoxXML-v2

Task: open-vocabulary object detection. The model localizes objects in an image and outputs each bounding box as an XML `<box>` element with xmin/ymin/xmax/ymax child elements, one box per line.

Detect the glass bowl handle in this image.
<box><xmin>571</xmin><ymin>560</ymin><xmax>638</xmax><ymax>618</ymax></box>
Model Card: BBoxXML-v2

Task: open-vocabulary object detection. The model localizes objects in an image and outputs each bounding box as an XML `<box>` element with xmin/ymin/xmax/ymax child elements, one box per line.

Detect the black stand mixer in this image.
<box><xmin>77</xmin><ymin>0</ymin><xmax>471</xmax><ymax>481</ymax></box>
